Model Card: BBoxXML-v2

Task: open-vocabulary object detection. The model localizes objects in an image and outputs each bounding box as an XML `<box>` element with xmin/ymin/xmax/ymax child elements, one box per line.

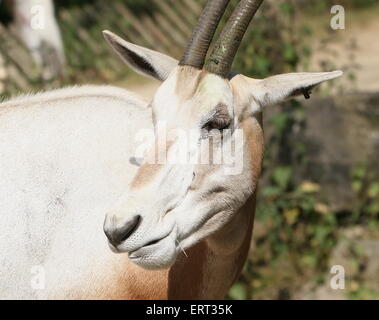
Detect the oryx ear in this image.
<box><xmin>103</xmin><ymin>30</ymin><xmax>178</xmax><ymax>81</ymax></box>
<box><xmin>252</xmin><ymin>71</ymin><xmax>343</xmax><ymax>107</ymax></box>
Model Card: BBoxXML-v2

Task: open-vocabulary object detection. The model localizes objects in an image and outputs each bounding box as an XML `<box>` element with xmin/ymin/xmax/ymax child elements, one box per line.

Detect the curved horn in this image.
<box><xmin>205</xmin><ymin>0</ymin><xmax>264</xmax><ymax>78</ymax></box>
<box><xmin>179</xmin><ymin>0</ymin><xmax>230</xmax><ymax>69</ymax></box>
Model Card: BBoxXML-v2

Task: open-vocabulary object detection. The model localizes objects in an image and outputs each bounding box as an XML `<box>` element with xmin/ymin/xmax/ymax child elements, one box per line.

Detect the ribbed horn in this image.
<box><xmin>179</xmin><ymin>0</ymin><xmax>230</xmax><ymax>69</ymax></box>
<box><xmin>205</xmin><ymin>0</ymin><xmax>264</xmax><ymax>78</ymax></box>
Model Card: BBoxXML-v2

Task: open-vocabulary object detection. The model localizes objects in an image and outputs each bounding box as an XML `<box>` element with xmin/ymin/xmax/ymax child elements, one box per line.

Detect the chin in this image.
<box><xmin>129</xmin><ymin>254</ymin><xmax>177</xmax><ymax>270</ymax></box>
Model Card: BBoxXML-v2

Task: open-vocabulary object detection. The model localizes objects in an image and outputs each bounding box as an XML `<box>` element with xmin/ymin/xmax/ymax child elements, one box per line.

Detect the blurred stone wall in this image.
<box><xmin>301</xmin><ymin>92</ymin><xmax>379</xmax><ymax>211</ymax></box>
<box><xmin>264</xmin><ymin>91</ymin><xmax>379</xmax><ymax>212</ymax></box>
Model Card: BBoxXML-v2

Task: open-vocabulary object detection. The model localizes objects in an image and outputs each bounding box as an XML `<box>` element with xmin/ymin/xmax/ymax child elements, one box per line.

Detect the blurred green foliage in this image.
<box><xmin>302</xmin><ymin>0</ymin><xmax>377</xmax><ymax>12</ymax></box>
<box><xmin>55</xmin><ymin>0</ymin><xmax>154</xmax><ymax>13</ymax></box>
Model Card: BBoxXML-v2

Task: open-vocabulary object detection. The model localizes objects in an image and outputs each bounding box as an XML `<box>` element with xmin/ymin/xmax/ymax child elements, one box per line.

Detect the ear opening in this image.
<box><xmin>103</xmin><ymin>30</ymin><xmax>178</xmax><ymax>82</ymax></box>
<box><xmin>253</xmin><ymin>70</ymin><xmax>343</xmax><ymax>107</ymax></box>
<box><xmin>290</xmin><ymin>85</ymin><xmax>313</xmax><ymax>100</ymax></box>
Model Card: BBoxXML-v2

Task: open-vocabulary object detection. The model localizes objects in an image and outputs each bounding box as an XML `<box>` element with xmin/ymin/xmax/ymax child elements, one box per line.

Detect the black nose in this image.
<box><xmin>104</xmin><ymin>215</ymin><xmax>141</xmax><ymax>247</ymax></box>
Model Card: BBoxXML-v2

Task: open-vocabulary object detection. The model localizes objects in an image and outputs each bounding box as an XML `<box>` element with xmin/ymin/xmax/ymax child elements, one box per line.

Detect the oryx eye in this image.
<box><xmin>201</xmin><ymin>104</ymin><xmax>231</xmax><ymax>139</ymax></box>
<box><xmin>204</xmin><ymin>116</ymin><xmax>231</xmax><ymax>131</ymax></box>
<box><xmin>201</xmin><ymin>116</ymin><xmax>231</xmax><ymax>139</ymax></box>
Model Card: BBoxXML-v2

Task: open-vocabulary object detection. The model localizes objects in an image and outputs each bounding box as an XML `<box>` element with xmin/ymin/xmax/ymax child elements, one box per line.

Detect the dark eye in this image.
<box><xmin>203</xmin><ymin>116</ymin><xmax>231</xmax><ymax>131</ymax></box>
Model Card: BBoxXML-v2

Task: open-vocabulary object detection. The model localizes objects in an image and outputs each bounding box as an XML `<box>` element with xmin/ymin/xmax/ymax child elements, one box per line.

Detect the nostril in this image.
<box><xmin>104</xmin><ymin>215</ymin><xmax>141</xmax><ymax>247</ymax></box>
<box><xmin>120</xmin><ymin>215</ymin><xmax>141</xmax><ymax>241</ymax></box>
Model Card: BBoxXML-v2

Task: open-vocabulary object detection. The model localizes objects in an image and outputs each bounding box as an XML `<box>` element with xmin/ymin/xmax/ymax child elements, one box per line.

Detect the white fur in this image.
<box><xmin>252</xmin><ymin>71</ymin><xmax>343</xmax><ymax>107</ymax></box>
<box><xmin>0</xmin><ymin>85</ymin><xmax>152</xmax><ymax>298</ymax></box>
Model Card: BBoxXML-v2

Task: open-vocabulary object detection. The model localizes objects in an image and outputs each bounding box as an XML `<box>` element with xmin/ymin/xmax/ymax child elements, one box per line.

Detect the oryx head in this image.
<box><xmin>103</xmin><ymin>0</ymin><xmax>342</xmax><ymax>269</ymax></box>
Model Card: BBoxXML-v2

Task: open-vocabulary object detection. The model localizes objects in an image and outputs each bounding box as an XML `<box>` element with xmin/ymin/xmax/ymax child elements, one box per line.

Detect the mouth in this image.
<box><xmin>129</xmin><ymin>230</ymin><xmax>174</xmax><ymax>259</ymax></box>
<box><xmin>127</xmin><ymin>228</ymin><xmax>178</xmax><ymax>269</ymax></box>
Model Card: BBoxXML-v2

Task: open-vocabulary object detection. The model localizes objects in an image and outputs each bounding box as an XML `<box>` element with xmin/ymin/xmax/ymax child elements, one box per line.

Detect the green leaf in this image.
<box><xmin>283</xmin><ymin>44</ymin><xmax>298</xmax><ymax>65</ymax></box>
<box><xmin>352</xmin><ymin>181</ymin><xmax>363</xmax><ymax>193</ymax></box>
<box><xmin>352</xmin><ymin>165</ymin><xmax>366</xmax><ymax>179</ymax></box>
<box><xmin>301</xmin><ymin>25</ymin><xmax>312</xmax><ymax>36</ymax></box>
<box><xmin>261</xmin><ymin>186</ymin><xmax>281</xmax><ymax>198</ymax></box>
<box><xmin>368</xmin><ymin>182</ymin><xmax>379</xmax><ymax>198</ymax></box>
<box><xmin>284</xmin><ymin>208</ymin><xmax>300</xmax><ymax>225</ymax></box>
<box><xmin>270</xmin><ymin>112</ymin><xmax>290</xmax><ymax>135</ymax></box>
<box><xmin>272</xmin><ymin>166</ymin><xmax>293</xmax><ymax>191</ymax></box>
<box><xmin>279</xmin><ymin>2</ymin><xmax>294</xmax><ymax>16</ymax></box>
<box><xmin>228</xmin><ymin>283</ymin><xmax>248</xmax><ymax>300</ymax></box>
<box><xmin>367</xmin><ymin>201</ymin><xmax>379</xmax><ymax>215</ymax></box>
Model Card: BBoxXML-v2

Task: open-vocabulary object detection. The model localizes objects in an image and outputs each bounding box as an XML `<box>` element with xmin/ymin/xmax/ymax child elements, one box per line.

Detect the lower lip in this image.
<box><xmin>128</xmin><ymin>232</ymin><xmax>173</xmax><ymax>259</ymax></box>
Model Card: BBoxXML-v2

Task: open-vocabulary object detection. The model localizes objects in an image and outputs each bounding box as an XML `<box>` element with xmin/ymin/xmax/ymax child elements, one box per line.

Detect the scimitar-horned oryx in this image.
<box><xmin>0</xmin><ymin>0</ymin><xmax>342</xmax><ymax>299</ymax></box>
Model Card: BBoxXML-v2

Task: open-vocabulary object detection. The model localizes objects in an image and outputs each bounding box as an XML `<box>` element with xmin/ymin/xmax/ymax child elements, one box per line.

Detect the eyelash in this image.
<box><xmin>203</xmin><ymin>117</ymin><xmax>231</xmax><ymax>131</ymax></box>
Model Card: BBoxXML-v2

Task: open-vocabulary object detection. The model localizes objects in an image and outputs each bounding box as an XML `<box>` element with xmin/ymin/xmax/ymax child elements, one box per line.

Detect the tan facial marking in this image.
<box><xmin>241</xmin><ymin>115</ymin><xmax>264</xmax><ymax>183</ymax></box>
<box><xmin>130</xmin><ymin>140</ymin><xmax>175</xmax><ymax>189</ymax></box>
<box><xmin>175</xmin><ymin>66</ymin><xmax>205</xmax><ymax>102</ymax></box>
<box><xmin>130</xmin><ymin>163</ymin><xmax>163</xmax><ymax>189</ymax></box>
